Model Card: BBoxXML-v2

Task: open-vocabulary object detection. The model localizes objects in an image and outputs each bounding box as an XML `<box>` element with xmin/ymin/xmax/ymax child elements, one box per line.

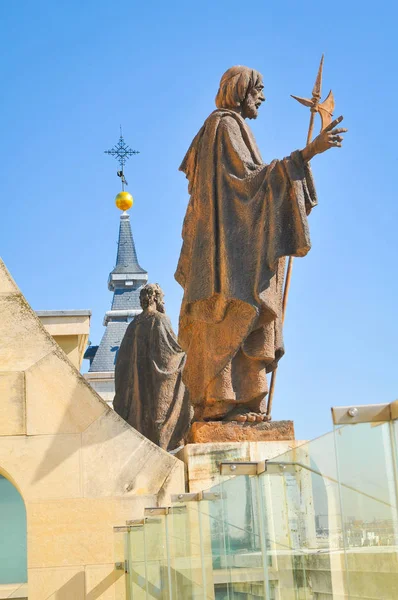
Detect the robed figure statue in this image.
<box><xmin>175</xmin><ymin>65</ymin><xmax>346</xmax><ymax>423</ymax></box>
<box><xmin>113</xmin><ymin>283</ymin><xmax>192</xmax><ymax>450</ymax></box>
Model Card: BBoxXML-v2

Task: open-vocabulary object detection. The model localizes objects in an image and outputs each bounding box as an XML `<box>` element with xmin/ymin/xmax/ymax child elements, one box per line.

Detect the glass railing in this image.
<box><xmin>114</xmin><ymin>401</ymin><xmax>398</xmax><ymax>599</ymax></box>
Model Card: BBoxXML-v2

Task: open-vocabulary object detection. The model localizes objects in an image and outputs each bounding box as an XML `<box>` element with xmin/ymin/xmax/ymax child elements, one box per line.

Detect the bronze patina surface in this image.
<box><xmin>113</xmin><ymin>283</ymin><xmax>192</xmax><ymax>450</ymax></box>
<box><xmin>176</xmin><ymin>65</ymin><xmax>346</xmax><ymax>424</ymax></box>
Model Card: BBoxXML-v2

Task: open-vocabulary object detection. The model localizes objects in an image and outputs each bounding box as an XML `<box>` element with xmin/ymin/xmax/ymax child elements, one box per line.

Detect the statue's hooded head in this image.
<box><xmin>140</xmin><ymin>283</ymin><xmax>165</xmax><ymax>313</ymax></box>
<box><xmin>215</xmin><ymin>66</ymin><xmax>265</xmax><ymax>119</ymax></box>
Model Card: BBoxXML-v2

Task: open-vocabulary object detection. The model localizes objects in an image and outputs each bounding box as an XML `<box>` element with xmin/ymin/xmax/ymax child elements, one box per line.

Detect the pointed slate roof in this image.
<box><xmin>111</xmin><ymin>288</ymin><xmax>142</xmax><ymax>311</ymax></box>
<box><xmin>85</xmin><ymin>209</ymin><xmax>148</xmax><ymax>374</ymax></box>
<box><xmin>88</xmin><ymin>321</ymin><xmax>128</xmax><ymax>372</ymax></box>
<box><xmin>110</xmin><ymin>212</ymin><xmax>147</xmax><ymax>275</ymax></box>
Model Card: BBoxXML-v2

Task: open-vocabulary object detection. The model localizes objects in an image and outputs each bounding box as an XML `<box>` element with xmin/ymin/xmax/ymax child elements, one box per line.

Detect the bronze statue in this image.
<box><xmin>113</xmin><ymin>283</ymin><xmax>191</xmax><ymax>450</ymax></box>
<box><xmin>175</xmin><ymin>65</ymin><xmax>347</xmax><ymax>423</ymax></box>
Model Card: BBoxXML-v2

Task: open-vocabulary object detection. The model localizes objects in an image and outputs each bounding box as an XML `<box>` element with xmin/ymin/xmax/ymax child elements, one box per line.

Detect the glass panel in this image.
<box><xmin>117</xmin><ymin>410</ymin><xmax>398</xmax><ymax>600</ymax></box>
<box><xmin>259</xmin><ymin>467</ymin><xmax>306</xmax><ymax>599</ymax></box>
<box><xmin>114</xmin><ymin>527</ymin><xmax>128</xmax><ymax>599</ymax></box>
<box><xmin>197</xmin><ymin>500</ymin><xmax>219</xmax><ymax>600</ymax></box>
<box><xmin>144</xmin><ymin>516</ymin><xmax>170</xmax><ymax>599</ymax></box>
<box><xmin>202</xmin><ymin>484</ymin><xmax>233</xmax><ymax>599</ymax></box>
<box><xmin>219</xmin><ymin>474</ymin><xmax>269</xmax><ymax>599</ymax></box>
<box><xmin>167</xmin><ymin>504</ymin><xmax>205</xmax><ymax>598</ymax></box>
<box><xmin>259</xmin><ymin>430</ymin><xmax>348</xmax><ymax>599</ymax></box>
<box><xmin>335</xmin><ymin>421</ymin><xmax>398</xmax><ymax>599</ymax></box>
<box><xmin>128</xmin><ymin>524</ymin><xmax>148</xmax><ymax>599</ymax></box>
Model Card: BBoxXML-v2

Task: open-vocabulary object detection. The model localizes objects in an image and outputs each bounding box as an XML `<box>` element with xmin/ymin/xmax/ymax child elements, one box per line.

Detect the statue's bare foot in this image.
<box><xmin>234</xmin><ymin>413</ymin><xmax>247</xmax><ymax>422</ymax></box>
<box><xmin>225</xmin><ymin>407</ymin><xmax>267</xmax><ymax>422</ymax></box>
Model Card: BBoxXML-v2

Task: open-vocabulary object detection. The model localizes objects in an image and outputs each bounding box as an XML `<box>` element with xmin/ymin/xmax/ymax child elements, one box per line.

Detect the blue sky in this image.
<box><xmin>1</xmin><ymin>1</ymin><xmax>396</xmax><ymax>441</ymax></box>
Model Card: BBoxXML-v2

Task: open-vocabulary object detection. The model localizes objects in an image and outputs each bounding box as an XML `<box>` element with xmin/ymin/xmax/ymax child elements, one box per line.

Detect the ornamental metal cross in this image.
<box><xmin>104</xmin><ymin>127</ymin><xmax>139</xmax><ymax>189</ymax></box>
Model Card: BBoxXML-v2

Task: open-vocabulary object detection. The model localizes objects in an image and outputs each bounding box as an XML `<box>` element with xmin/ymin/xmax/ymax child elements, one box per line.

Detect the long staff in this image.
<box><xmin>266</xmin><ymin>55</ymin><xmax>335</xmax><ymax>420</ymax></box>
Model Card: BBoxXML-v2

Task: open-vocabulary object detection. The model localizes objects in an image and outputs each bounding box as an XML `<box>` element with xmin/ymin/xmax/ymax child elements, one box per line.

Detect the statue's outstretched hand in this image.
<box><xmin>302</xmin><ymin>116</ymin><xmax>348</xmax><ymax>162</ymax></box>
<box><xmin>314</xmin><ymin>116</ymin><xmax>347</xmax><ymax>153</ymax></box>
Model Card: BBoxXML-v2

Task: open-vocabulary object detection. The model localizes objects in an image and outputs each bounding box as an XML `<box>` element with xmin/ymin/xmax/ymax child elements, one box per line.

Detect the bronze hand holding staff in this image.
<box><xmin>266</xmin><ymin>57</ymin><xmax>348</xmax><ymax>420</ymax></box>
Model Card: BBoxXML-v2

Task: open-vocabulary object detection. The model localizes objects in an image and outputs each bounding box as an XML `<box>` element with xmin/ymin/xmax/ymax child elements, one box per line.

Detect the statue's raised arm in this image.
<box><xmin>175</xmin><ymin>65</ymin><xmax>347</xmax><ymax>424</ymax></box>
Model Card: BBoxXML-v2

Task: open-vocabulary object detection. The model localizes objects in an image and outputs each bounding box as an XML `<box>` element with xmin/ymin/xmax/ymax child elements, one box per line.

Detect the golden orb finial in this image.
<box><xmin>115</xmin><ymin>191</ymin><xmax>134</xmax><ymax>211</ymax></box>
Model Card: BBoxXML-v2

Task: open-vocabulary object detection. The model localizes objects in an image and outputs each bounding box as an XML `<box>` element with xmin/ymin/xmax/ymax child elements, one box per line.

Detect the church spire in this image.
<box><xmin>84</xmin><ymin>130</ymin><xmax>148</xmax><ymax>403</ymax></box>
<box><xmin>106</xmin><ymin>128</ymin><xmax>147</xmax><ymax>293</ymax></box>
<box><xmin>110</xmin><ymin>211</ymin><xmax>147</xmax><ymax>279</ymax></box>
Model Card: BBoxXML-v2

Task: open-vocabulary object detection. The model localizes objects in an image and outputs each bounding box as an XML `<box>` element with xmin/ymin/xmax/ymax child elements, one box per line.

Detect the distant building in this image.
<box><xmin>84</xmin><ymin>207</ymin><xmax>147</xmax><ymax>405</ymax></box>
<box><xmin>37</xmin><ymin>310</ymin><xmax>91</xmax><ymax>370</ymax></box>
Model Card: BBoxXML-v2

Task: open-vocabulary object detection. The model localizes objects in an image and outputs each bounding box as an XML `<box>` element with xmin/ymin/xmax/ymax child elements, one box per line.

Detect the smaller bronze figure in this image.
<box><xmin>113</xmin><ymin>283</ymin><xmax>191</xmax><ymax>451</ymax></box>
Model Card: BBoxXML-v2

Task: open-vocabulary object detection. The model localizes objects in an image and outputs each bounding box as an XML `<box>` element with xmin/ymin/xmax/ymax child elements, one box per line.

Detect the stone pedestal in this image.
<box><xmin>177</xmin><ymin>435</ymin><xmax>302</xmax><ymax>493</ymax></box>
<box><xmin>188</xmin><ymin>419</ymin><xmax>294</xmax><ymax>443</ymax></box>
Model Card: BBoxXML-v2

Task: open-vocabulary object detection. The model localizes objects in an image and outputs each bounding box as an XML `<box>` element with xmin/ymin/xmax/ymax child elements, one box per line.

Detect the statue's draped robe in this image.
<box><xmin>113</xmin><ymin>311</ymin><xmax>191</xmax><ymax>450</ymax></box>
<box><xmin>175</xmin><ymin>109</ymin><xmax>317</xmax><ymax>415</ymax></box>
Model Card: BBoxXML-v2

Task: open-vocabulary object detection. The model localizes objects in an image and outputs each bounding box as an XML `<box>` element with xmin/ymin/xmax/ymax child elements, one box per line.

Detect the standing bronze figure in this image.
<box><xmin>113</xmin><ymin>284</ymin><xmax>191</xmax><ymax>450</ymax></box>
<box><xmin>175</xmin><ymin>65</ymin><xmax>347</xmax><ymax>423</ymax></box>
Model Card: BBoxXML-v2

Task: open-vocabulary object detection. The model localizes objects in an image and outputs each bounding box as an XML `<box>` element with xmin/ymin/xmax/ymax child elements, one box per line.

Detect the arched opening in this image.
<box><xmin>0</xmin><ymin>473</ymin><xmax>27</xmax><ymax>593</ymax></box>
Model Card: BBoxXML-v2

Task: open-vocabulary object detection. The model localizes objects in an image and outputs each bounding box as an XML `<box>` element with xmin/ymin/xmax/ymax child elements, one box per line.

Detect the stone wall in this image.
<box><xmin>0</xmin><ymin>259</ymin><xmax>185</xmax><ymax>599</ymax></box>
